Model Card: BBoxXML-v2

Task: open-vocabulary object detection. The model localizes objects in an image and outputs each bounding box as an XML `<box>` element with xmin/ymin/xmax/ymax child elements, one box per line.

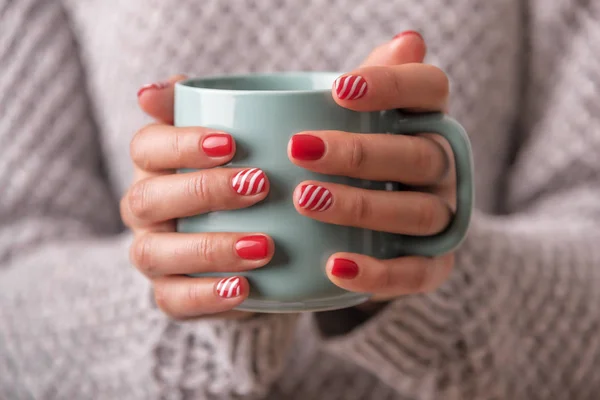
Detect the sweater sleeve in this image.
<box><xmin>320</xmin><ymin>2</ymin><xmax>600</xmax><ymax>399</ymax></box>
<box><xmin>0</xmin><ymin>1</ymin><xmax>297</xmax><ymax>399</ymax></box>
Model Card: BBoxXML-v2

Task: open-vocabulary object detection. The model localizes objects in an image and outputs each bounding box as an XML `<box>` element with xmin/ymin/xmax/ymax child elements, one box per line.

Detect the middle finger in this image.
<box><xmin>289</xmin><ymin>130</ymin><xmax>449</xmax><ymax>185</ymax></box>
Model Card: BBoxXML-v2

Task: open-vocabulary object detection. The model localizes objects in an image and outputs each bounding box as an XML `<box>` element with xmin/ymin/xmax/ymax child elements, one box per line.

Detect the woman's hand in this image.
<box><xmin>290</xmin><ymin>31</ymin><xmax>456</xmax><ymax>301</ymax></box>
<box><xmin>122</xmin><ymin>32</ymin><xmax>450</xmax><ymax>320</ymax></box>
<box><xmin>121</xmin><ymin>75</ymin><xmax>271</xmax><ymax>320</ymax></box>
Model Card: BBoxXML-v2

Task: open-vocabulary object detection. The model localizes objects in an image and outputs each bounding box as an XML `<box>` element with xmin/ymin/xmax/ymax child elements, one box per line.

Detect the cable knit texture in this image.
<box><xmin>1</xmin><ymin>0</ymin><xmax>599</xmax><ymax>399</ymax></box>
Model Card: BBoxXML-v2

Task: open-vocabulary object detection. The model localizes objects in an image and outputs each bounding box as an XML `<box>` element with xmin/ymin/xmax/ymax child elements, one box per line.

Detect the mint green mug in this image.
<box><xmin>175</xmin><ymin>72</ymin><xmax>473</xmax><ymax>313</ymax></box>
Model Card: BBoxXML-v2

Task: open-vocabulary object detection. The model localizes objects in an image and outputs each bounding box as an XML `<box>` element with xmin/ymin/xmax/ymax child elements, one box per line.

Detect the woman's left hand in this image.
<box><xmin>289</xmin><ymin>32</ymin><xmax>455</xmax><ymax>301</ymax></box>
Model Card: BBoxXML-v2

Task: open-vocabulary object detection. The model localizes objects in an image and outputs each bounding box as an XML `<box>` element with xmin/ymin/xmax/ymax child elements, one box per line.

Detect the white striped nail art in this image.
<box><xmin>232</xmin><ymin>168</ymin><xmax>266</xmax><ymax>196</ymax></box>
<box><xmin>215</xmin><ymin>276</ymin><xmax>242</xmax><ymax>298</ymax></box>
<box><xmin>298</xmin><ymin>185</ymin><xmax>333</xmax><ymax>212</ymax></box>
<box><xmin>334</xmin><ymin>75</ymin><xmax>368</xmax><ymax>100</ymax></box>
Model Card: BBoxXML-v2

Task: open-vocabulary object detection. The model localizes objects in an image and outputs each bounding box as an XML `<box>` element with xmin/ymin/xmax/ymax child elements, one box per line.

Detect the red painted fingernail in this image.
<box><xmin>236</xmin><ymin>235</ymin><xmax>269</xmax><ymax>260</ymax></box>
<box><xmin>331</xmin><ymin>259</ymin><xmax>359</xmax><ymax>279</ymax></box>
<box><xmin>137</xmin><ymin>81</ymin><xmax>170</xmax><ymax>98</ymax></box>
<box><xmin>298</xmin><ymin>184</ymin><xmax>333</xmax><ymax>212</ymax></box>
<box><xmin>201</xmin><ymin>133</ymin><xmax>233</xmax><ymax>157</ymax></box>
<box><xmin>215</xmin><ymin>276</ymin><xmax>242</xmax><ymax>298</ymax></box>
<box><xmin>291</xmin><ymin>134</ymin><xmax>325</xmax><ymax>161</ymax></box>
<box><xmin>393</xmin><ymin>30</ymin><xmax>423</xmax><ymax>40</ymax></box>
<box><xmin>334</xmin><ymin>75</ymin><xmax>368</xmax><ymax>100</ymax></box>
<box><xmin>232</xmin><ymin>168</ymin><xmax>267</xmax><ymax>195</ymax></box>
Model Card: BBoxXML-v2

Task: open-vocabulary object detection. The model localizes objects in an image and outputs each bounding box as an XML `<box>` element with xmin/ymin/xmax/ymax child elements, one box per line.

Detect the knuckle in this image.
<box><xmin>153</xmin><ymin>284</ymin><xmax>174</xmax><ymax>316</ymax></box>
<box><xmin>171</xmin><ymin>130</ymin><xmax>186</xmax><ymax>166</ymax></box>
<box><xmin>392</xmin><ymin>73</ymin><xmax>406</xmax><ymax>104</ymax></box>
<box><xmin>127</xmin><ymin>179</ymin><xmax>154</xmax><ymax>220</ymax></box>
<box><xmin>153</xmin><ymin>282</ymin><xmax>202</xmax><ymax>320</ymax></box>
<box><xmin>410</xmin><ymin>259</ymin><xmax>431</xmax><ymax>292</ymax></box>
<box><xmin>130</xmin><ymin>233</ymin><xmax>157</xmax><ymax>276</ymax></box>
<box><xmin>120</xmin><ymin>195</ymin><xmax>133</xmax><ymax>226</ymax></box>
<box><xmin>348</xmin><ymin>136</ymin><xmax>366</xmax><ymax>171</ymax></box>
<box><xmin>190</xmin><ymin>235</ymin><xmax>216</xmax><ymax>264</ymax></box>
<box><xmin>415</xmin><ymin>196</ymin><xmax>443</xmax><ymax>235</ymax></box>
<box><xmin>410</xmin><ymin>138</ymin><xmax>437</xmax><ymax>180</ymax></box>
<box><xmin>185</xmin><ymin>173</ymin><xmax>211</xmax><ymax>203</ymax></box>
<box><xmin>384</xmin><ymin>68</ymin><xmax>402</xmax><ymax>98</ymax></box>
<box><xmin>351</xmin><ymin>192</ymin><xmax>372</xmax><ymax>223</ymax></box>
<box><xmin>130</xmin><ymin>125</ymin><xmax>152</xmax><ymax>170</ymax></box>
<box><xmin>185</xmin><ymin>283</ymin><xmax>205</xmax><ymax>308</ymax></box>
<box><xmin>430</xmin><ymin>66</ymin><xmax>450</xmax><ymax>100</ymax></box>
<box><xmin>372</xmin><ymin>264</ymin><xmax>392</xmax><ymax>292</ymax></box>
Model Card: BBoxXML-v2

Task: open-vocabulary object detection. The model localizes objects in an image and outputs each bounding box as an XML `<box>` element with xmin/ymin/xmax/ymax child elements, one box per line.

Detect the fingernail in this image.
<box><xmin>232</xmin><ymin>168</ymin><xmax>267</xmax><ymax>196</ymax></box>
<box><xmin>334</xmin><ymin>75</ymin><xmax>368</xmax><ymax>100</ymax></box>
<box><xmin>215</xmin><ymin>276</ymin><xmax>242</xmax><ymax>298</ymax></box>
<box><xmin>137</xmin><ymin>81</ymin><xmax>170</xmax><ymax>98</ymax></box>
<box><xmin>201</xmin><ymin>133</ymin><xmax>233</xmax><ymax>157</ymax></box>
<box><xmin>298</xmin><ymin>184</ymin><xmax>333</xmax><ymax>212</ymax></box>
<box><xmin>392</xmin><ymin>30</ymin><xmax>423</xmax><ymax>41</ymax></box>
<box><xmin>236</xmin><ymin>235</ymin><xmax>269</xmax><ymax>260</ymax></box>
<box><xmin>331</xmin><ymin>258</ymin><xmax>359</xmax><ymax>279</ymax></box>
<box><xmin>290</xmin><ymin>134</ymin><xmax>325</xmax><ymax>161</ymax></box>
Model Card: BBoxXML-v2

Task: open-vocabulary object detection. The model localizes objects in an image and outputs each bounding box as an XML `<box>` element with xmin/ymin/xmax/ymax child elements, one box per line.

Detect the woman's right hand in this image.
<box><xmin>120</xmin><ymin>75</ymin><xmax>272</xmax><ymax>320</ymax></box>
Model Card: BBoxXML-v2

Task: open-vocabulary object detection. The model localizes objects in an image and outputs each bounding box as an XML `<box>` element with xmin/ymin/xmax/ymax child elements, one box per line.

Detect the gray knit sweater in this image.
<box><xmin>1</xmin><ymin>0</ymin><xmax>600</xmax><ymax>399</ymax></box>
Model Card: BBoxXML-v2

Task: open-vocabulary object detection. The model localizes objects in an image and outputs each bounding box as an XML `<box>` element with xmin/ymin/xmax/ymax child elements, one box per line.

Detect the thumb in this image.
<box><xmin>361</xmin><ymin>31</ymin><xmax>426</xmax><ymax>67</ymax></box>
<box><xmin>137</xmin><ymin>74</ymin><xmax>187</xmax><ymax>124</ymax></box>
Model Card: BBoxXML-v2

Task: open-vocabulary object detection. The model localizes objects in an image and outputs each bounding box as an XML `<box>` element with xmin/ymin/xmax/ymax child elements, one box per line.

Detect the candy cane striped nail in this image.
<box><xmin>298</xmin><ymin>184</ymin><xmax>333</xmax><ymax>212</ymax></box>
<box><xmin>215</xmin><ymin>276</ymin><xmax>242</xmax><ymax>298</ymax></box>
<box><xmin>232</xmin><ymin>168</ymin><xmax>267</xmax><ymax>196</ymax></box>
<box><xmin>137</xmin><ymin>81</ymin><xmax>170</xmax><ymax>97</ymax></box>
<box><xmin>334</xmin><ymin>75</ymin><xmax>368</xmax><ymax>100</ymax></box>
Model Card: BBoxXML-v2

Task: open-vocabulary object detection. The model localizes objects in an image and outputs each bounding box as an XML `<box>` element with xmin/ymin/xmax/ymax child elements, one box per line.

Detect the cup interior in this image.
<box><xmin>179</xmin><ymin>72</ymin><xmax>340</xmax><ymax>93</ymax></box>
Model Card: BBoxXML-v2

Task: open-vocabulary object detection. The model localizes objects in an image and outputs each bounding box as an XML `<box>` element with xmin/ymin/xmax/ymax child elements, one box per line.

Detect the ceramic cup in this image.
<box><xmin>175</xmin><ymin>72</ymin><xmax>473</xmax><ymax>313</ymax></box>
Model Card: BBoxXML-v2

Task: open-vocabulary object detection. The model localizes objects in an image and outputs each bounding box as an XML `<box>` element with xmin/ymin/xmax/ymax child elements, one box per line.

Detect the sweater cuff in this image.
<box><xmin>319</xmin><ymin>213</ymin><xmax>490</xmax><ymax>396</ymax></box>
<box><xmin>155</xmin><ymin>312</ymin><xmax>300</xmax><ymax>398</ymax></box>
<box><xmin>320</xmin><ymin>295</ymin><xmax>466</xmax><ymax>397</ymax></box>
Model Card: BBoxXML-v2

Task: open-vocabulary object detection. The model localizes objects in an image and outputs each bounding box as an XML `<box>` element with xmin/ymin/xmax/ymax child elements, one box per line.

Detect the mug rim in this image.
<box><xmin>176</xmin><ymin>71</ymin><xmax>343</xmax><ymax>95</ymax></box>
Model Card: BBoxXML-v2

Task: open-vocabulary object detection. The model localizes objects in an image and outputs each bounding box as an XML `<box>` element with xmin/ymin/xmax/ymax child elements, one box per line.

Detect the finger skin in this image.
<box><xmin>134</xmin><ymin>75</ymin><xmax>258</xmax><ymax>321</ymax></box>
<box><xmin>361</xmin><ymin>31</ymin><xmax>426</xmax><ymax>66</ymax></box>
<box><xmin>332</xmin><ymin>64</ymin><xmax>449</xmax><ymax>112</ymax></box>
<box><xmin>326</xmin><ymin>35</ymin><xmax>454</xmax><ymax>304</ymax></box>
<box><xmin>129</xmin><ymin>232</ymin><xmax>273</xmax><ymax>278</ymax></box>
<box><xmin>288</xmin><ymin>130</ymin><xmax>450</xmax><ymax>185</ymax></box>
<box><xmin>130</xmin><ymin>124</ymin><xmax>235</xmax><ymax>171</ymax></box>
<box><xmin>294</xmin><ymin>181</ymin><xmax>452</xmax><ymax>236</ymax></box>
<box><xmin>122</xmin><ymin>167</ymin><xmax>269</xmax><ymax>226</ymax></box>
<box><xmin>153</xmin><ymin>276</ymin><xmax>249</xmax><ymax>319</ymax></box>
<box><xmin>138</xmin><ymin>36</ymin><xmax>438</xmax><ymax>318</ymax></box>
<box><xmin>138</xmin><ymin>74</ymin><xmax>187</xmax><ymax>124</ymax></box>
<box><xmin>326</xmin><ymin>252</ymin><xmax>454</xmax><ymax>300</ymax></box>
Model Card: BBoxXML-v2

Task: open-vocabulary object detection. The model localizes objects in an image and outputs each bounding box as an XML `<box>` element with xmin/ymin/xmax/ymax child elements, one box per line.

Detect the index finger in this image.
<box><xmin>137</xmin><ymin>74</ymin><xmax>187</xmax><ymax>124</ymax></box>
<box><xmin>360</xmin><ymin>31</ymin><xmax>426</xmax><ymax>67</ymax></box>
<box><xmin>332</xmin><ymin>64</ymin><xmax>449</xmax><ymax>112</ymax></box>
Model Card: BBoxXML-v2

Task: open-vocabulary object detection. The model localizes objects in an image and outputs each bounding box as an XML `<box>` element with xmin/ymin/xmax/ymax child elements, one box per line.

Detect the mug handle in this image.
<box><xmin>380</xmin><ymin>110</ymin><xmax>474</xmax><ymax>257</ymax></box>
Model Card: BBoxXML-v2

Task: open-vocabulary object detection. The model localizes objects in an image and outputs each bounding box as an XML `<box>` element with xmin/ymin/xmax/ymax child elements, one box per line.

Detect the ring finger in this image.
<box><xmin>289</xmin><ymin>130</ymin><xmax>449</xmax><ymax>185</ymax></box>
<box><xmin>294</xmin><ymin>181</ymin><xmax>452</xmax><ymax>236</ymax></box>
<box><xmin>130</xmin><ymin>232</ymin><xmax>273</xmax><ymax>278</ymax></box>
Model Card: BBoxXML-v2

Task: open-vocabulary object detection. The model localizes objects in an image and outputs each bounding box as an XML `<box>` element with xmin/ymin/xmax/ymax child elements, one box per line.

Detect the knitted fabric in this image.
<box><xmin>1</xmin><ymin>0</ymin><xmax>599</xmax><ymax>399</ymax></box>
